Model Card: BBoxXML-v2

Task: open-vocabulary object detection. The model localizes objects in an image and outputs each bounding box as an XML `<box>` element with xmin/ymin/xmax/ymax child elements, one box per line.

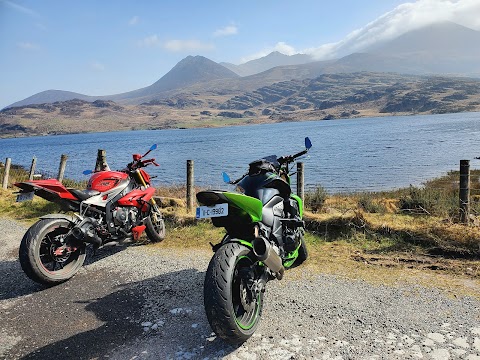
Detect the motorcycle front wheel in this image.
<box><xmin>19</xmin><ymin>218</ymin><xmax>86</xmax><ymax>286</ymax></box>
<box><xmin>204</xmin><ymin>242</ymin><xmax>264</xmax><ymax>344</ymax></box>
<box><xmin>145</xmin><ymin>204</ymin><xmax>165</xmax><ymax>242</ymax></box>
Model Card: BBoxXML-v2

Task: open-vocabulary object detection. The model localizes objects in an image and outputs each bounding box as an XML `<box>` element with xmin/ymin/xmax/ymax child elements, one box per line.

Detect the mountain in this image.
<box><xmin>5</xmin><ymin>22</ymin><xmax>480</xmax><ymax>109</ymax></box>
<box><xmin>368</xmin><ymin>21</ymin><xmax>480</xmax><ymax>58</ymax></box>
<box><xmin>3</xmin><ymin>72</ymin><xmax>480</xmax><ymax>138</ymax></box>
<box><xmin>109</xmin><ymin>55</ymin><xmax>239</xmax><ymax>104</ymax></box>
<box><xmin>6</xmin><ymin>56</ymin><xmax>239</xmax><ymax>109</ymax></box>
<box><xmin>220</xmin><ymin>51</ymin><xmax>313</xmax><ymax>77</ymax></box>
<box><xmin>7</xmin><ymin>90</ymin><xmax>95</xmax><ymax>109</ymax></box>
<box><xmin>362</xmin><ymin>21</ymin><xmax>480</xmax><ymax>75</ymax></box>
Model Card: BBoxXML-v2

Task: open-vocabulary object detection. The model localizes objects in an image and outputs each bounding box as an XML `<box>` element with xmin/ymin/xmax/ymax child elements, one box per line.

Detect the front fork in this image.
<box><xmin>135</xmin><ymin>170</ymin><xmax>161</xmax><ymax>226</ymax></box>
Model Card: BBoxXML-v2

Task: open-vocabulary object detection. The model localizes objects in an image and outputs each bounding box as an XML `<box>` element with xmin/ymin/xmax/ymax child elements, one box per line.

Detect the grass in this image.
<box><xmin>1</xmin><ymin>169</ymin><xmax>479</xmax><ymax>296</ymax></box>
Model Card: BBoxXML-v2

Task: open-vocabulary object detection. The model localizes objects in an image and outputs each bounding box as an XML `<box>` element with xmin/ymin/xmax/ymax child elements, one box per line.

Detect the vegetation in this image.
<box><xmin>304</xmin><ymin>185</ymin><xmax>328</xmax><ymax>212</ymax></box>
<box><xmin>1</xmin><ymin>169</ymin><xmax>479</xmax><ymax>285</ymax></box>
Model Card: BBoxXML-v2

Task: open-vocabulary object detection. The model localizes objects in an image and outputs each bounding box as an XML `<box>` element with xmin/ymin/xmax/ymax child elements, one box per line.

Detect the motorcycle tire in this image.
<box><xmin>19</xmin><ymin>218</ymin><xmax>86</xmax><ymax>286</ymax></box>
<box><xmin>204</xmin><ymin>242</ymin><xmax>264</xmax><ymax>344</ymax></box>
<box><xmin>145</xmin><ymin>205</ymin><xmax>165</xmax><ymax>242</ymax></box>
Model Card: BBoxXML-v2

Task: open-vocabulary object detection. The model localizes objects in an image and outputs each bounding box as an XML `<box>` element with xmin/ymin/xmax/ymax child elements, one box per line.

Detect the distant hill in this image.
<box><xmin>5</xmin><ymin>21</ymin><xmax>480</xmax><ymax>109</ymax></box>
<box><xmin>3</xmin><ymin>72</ymin><xmax>480</xmax><ymax>138</ymax></box>
<box><xmin>7</xmin><ymin>90</ymin><xmax>95</xmax><ymax>109</ymax></box>
<box><xmin>221</xmin><ymin>51</ymin><xmax>313</xmax><ymax>76</ymax></box>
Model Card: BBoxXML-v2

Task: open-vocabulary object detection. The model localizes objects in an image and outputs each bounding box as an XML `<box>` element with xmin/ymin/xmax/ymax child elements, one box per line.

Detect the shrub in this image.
<box><xmin>357</xmin><ymin>193</ymin><xmax>387</xmax><ymax>213</ymax></box>
<box><xmin>398</xmin><ymin>185</ymin><xmax>457</xmax><ymax>217</ymax></box>
<box><xmin>305</xmin><ymin>186</ymin><xmax>328</xmax><ymax>212</ymax></box>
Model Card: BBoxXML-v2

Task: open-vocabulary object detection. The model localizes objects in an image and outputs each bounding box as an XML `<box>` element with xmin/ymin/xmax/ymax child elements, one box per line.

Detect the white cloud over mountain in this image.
<box><xmin>241</xmin><ymin>0</ymin><xmax>480</xmax><ymax>63</ymax></box>
<box><xmin>307</xmin><ymin>0</ymin><xmax>480</xmax><ymax>60</ymax></box>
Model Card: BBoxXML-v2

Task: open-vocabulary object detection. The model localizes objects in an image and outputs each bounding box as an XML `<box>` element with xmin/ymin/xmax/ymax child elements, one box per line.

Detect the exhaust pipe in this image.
<box><xmin>252</xmin><ymin>237</ymin><xmax>284</xmax><ymax>280</ymax></box>
<box><xmin>71</xmin><ymin>219</ymin><xmax>102</xmax><ymax>247</ymax></box>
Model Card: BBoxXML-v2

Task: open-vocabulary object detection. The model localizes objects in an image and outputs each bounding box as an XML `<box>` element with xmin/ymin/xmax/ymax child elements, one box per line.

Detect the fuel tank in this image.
<box><xmin>87</xmin><ymin>171</ymin><xmax>129</xmax><ymax>192</ymax></box>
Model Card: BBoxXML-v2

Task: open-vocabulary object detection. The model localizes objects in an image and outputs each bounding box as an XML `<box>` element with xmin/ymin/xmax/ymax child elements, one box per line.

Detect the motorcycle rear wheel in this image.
<box><xmin>204</xmin><ymin>242</ymin><xmax>264</xmax><ymax>344</ymax></box>
<box><xmin>145</xmin><ymin>204</ymin><xmax>165</xmax><ymax>242</ymax></box>
<box><xmin>19</xmin><ymin>218</ymin><xmax>86</xmax><ymax>286</ymax></box>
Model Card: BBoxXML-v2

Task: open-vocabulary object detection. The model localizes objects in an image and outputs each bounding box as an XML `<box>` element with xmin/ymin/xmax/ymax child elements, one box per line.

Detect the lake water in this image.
<box><xmin>1</xmin><ymin>112</ymin><xmax>480</xmax><ymax>192</ymax></box>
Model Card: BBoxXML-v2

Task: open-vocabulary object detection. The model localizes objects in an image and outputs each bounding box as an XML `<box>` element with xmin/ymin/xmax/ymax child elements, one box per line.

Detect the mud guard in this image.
<box><xmin>39</xmin><ymin>214</ymin><xmax>78</xmax><ymax>224</ymax></box>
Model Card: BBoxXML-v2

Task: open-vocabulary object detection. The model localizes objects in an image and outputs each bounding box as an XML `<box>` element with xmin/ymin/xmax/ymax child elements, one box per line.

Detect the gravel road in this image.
<box><xmin>1</xmin><ymin>217</ymin><xmax>479</xmax><ymax>360</ymax></box>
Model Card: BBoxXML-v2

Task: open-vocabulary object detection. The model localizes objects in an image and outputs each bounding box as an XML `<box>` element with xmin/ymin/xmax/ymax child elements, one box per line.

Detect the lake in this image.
<box><xmin>1</xmin><ymin>112</ymin><xmax>480</xmax><ymax>193</ymax></box>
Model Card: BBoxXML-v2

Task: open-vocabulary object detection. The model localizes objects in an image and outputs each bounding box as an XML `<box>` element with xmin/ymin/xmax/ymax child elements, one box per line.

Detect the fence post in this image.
<box><xmin>95</xmin><ymin>149</ymin><xmax>107</xmax><ymax>171</ymax></box>
<box><xmin>186</xmin><ymin>160</ymin><xmax>194</xmax><ymax>213</ymax></box>
<box><xmin>2</xmin><ymin>158</ymin><xmax>11</xmax><ymax>189</ymax></box>
<box><xmin>28</xmin><ymin>157</ymin><xmax>37</xmax><ymax>180</ymax></box>
<box><xmin>297</xmin><ymin>162</ymin><xmax>304</xmax><ymax>204</ymax></box>
<box><xmin>57</xmin><ymin>154</ymin><xmax>68</xmax><ymax>183</ymax></box>
<box><xmin>459</xmin><ymin>159</ymin><xmax>470</xmax><ymax>224</ymax></box>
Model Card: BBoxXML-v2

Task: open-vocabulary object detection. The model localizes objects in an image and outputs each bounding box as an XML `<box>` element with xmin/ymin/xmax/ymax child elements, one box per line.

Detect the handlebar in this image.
<box><xmin>127</xmin><ymin>158</ymin><xmax>159</xmax><ymax>171</ymax></box>
<box><xmin>278</xmin><ymin>149</ymin><xmax>309</xmax><ymax>165</ymax></box>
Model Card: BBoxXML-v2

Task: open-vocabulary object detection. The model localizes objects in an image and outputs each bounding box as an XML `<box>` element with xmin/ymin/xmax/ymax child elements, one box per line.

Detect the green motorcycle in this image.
<box><xmin>196</xmin><ymin>137</ymin><xmax>312</xmax><ymax>344</ymax></box>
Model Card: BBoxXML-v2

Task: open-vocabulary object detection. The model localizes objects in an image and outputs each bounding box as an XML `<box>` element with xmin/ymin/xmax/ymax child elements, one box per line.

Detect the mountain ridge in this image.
<box><xmin>5</xmin><ymin>21</ymin><xmax>480</xmax><ymax>110</ymax></box>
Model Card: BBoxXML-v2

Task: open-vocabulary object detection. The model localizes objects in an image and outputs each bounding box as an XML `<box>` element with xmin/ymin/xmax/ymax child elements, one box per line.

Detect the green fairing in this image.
<box><xmin>224</xmin><ymin>192</ymin><xmax>263</xmax><ymax>222</ymax></box>
<box><xmin>290</xmin><ymin>194</ymin><xmax>303</xmax><ymax>218</ymax></box>
<box><xmin>283</xmin><ymin>246</ymin><xmax>300</xmax><ymax>268</ymax></box>
<box><xmin>236</xmin><ymin>239</ymin><xmax>253</xmax><ymax>248</ymax></box>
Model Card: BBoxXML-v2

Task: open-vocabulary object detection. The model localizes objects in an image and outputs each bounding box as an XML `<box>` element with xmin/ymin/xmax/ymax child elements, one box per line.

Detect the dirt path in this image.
<box><xmin>1</xmin><ymin>218</ymin><xmax>479</xmax><ymax>359</ymax></box>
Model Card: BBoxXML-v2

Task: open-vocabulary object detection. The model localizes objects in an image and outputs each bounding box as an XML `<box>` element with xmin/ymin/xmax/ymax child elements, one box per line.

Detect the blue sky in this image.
<box><xmin>1</xmin><ymin>0</ymin><xmax>479</xmax><ymax>109</ymax></box>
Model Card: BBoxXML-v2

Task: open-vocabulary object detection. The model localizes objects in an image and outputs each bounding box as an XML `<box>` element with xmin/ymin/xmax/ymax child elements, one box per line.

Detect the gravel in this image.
<box><xmin>0</xmin><ymin>217</ymin><xmax>479</xmax><ymax>360</ymax></box>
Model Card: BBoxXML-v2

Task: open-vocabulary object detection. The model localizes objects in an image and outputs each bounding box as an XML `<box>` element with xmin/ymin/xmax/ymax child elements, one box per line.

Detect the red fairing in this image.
<box><xmin>16</xmin><ymin>179</ymin><xmax>78</xmax><ymax>200</ymax></box>
<box><xmin>88</xmin><ymin>171</ymin><xmax>129</xmax><ymax>192</ymax></box>
<box><xmin>117</xmin><ymin>187</ymin><xmax>155</xmax><ymax>209</ymax></box>
<box><xmin>139</xmin><ymin>169</ymin><xmax>151</xmax><ymax>184</ymax></box>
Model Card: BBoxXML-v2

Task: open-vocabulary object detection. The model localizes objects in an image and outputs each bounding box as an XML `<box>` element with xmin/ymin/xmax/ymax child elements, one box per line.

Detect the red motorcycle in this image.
<box><xmin>15</xmin><ymin>144</ymin><xmax>165</xmax><ymax>285</ymax></box>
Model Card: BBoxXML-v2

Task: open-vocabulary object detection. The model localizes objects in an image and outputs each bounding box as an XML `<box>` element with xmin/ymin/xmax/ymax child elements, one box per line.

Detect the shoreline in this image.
<box><xmin>2</xmin><ymin>110</ymin><xmax>478</xmax><ymax>140</ymax></box>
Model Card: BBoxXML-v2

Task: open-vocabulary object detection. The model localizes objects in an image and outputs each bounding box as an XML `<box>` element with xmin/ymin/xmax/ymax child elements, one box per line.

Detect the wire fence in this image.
<box><xmin>2</xmin><ymin>153</ymin><xmax>480</xmax><ymax>223</ymax></box>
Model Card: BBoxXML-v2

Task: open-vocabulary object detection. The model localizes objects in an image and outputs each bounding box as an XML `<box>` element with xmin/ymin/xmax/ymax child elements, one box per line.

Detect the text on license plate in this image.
<box><xmin>16</xmin><ymin>191</ymin><xmax>35</xmax><ymax>202</ymax></box>
<box><xmin>196</xmin><ymin>203</ymin><xmax>228</xmax><ymax>219</ymax></box>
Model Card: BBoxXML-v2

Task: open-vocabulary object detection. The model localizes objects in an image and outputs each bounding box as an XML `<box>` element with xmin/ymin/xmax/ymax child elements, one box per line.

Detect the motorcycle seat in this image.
<box><xmin>69</xmin><ymin>189</ymin><xmax>101</xmax><ymax>201</ymax></box>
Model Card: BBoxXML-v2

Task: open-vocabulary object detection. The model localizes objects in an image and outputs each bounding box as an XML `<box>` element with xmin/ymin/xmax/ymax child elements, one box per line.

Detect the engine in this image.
<box><xmin>112</xmin><ymin>206</ymin><xmax>139</xmax><ymax>230</ymax></box>
<box><xmin>282</xmin><ymin>199</ymin><xmax>303</xmax><ymax>252</ymax></box>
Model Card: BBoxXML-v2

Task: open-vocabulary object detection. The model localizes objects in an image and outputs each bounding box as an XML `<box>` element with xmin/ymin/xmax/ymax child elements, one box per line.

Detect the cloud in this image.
<box><xmin>129</xmin><ymin>16</ymin><xmax>139</xmax><ymax>26</ymax></box>
<box><xmin>163</xmin><ymin>39</ymin><xmax>215</xmax><ymax>52</ymax></box>
<box><xmin>306</xmin><ymin>0</ymin><xmax>480</xmax><ymax>60</ymax></box>
<box><xmin>17</xmin><ymin>42</ymin><xmax>39</xmax><ymax>50</ymax></box>
<box><xmin>1</xmin><ymin>0</ymin><xmax>39</xmax><ymax>17</ymax></box>
<box><xmin>213</xmin><ymin>25</ymin><xmax>238</xmax><ymax>37</ymax></box>
<box><xmin>240</xmin><ymin>42</ymin><xmax>298</xmax><ymax>63</ymax></box>
<box><xmin>138</xmin><ymin>35</ymin><xmax>215</xmax><ymax>52</ymax></box>
<box><xmin>138</xmin><ymin>34</ymin><xmax>161</xmax><ymax>47</ymax></box>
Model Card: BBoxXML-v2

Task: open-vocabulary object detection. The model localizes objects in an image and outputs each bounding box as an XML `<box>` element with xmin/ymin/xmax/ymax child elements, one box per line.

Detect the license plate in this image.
<box><xmin>196</xmin><ymin>203</ymin><xmax>228</xmax><ymax>219</ymax></box>
<box><xmin>16</xmin><ymin>191</ymin><xmax>34</xmax><ymax>202</ymax></box>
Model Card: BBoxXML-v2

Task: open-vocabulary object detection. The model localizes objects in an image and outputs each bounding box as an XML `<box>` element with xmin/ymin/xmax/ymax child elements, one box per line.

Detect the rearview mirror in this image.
<box><xmin>222</xmin><ymin>172</ymin><xmax>231</xmax><ymax>184</ymax></box>
<box><xmin>305</xmin><ymin>137</ymin><xmax>312</xmax><ymax>149</ymax></box>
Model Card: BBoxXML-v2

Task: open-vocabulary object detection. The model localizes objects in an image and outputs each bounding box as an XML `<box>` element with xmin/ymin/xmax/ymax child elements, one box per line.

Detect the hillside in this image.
<box><xmin>2</xmin><ymin>72</ymin><xmax>480</xmax><ymax>138</ymax></box>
